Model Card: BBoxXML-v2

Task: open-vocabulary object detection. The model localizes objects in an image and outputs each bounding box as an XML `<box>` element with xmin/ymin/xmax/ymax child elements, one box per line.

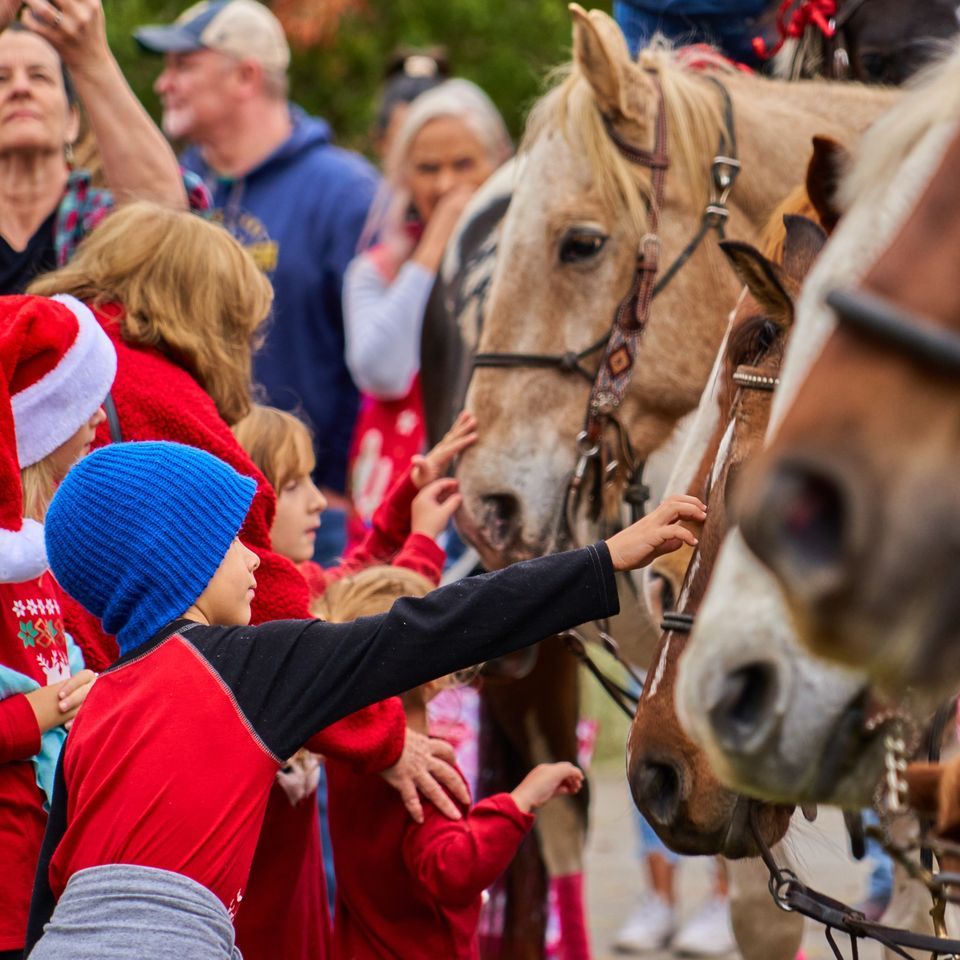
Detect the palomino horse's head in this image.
<box><xmin>456</xmin><ymin>6</ymin><xmax>746</xmax><ymax>567</ymax></box>
<box><xmin>627</xmin><ymin>213</ymin><xmax>831</xmax><ymax>855</ymax></box>
<box><xmin>740</xmin><ymin>118</ymin><xmax>960</xmax><ymax>699</ymax></box>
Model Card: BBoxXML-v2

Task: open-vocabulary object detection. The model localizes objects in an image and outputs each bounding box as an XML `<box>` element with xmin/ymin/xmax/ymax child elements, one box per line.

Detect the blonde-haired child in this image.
<box><xmin>0</xmin><ymin>295</ymin><xmax>113</xmax><ymax>956</ymax></box>
<box><xmin>234</xmin><ymin>404</ymin><xmax>475</xmax><ymax>593</ymax></box>
<box><xmin>321</xmin><ymin>566</ymin><xmax>585</xmax><ymax>960</ymax></box>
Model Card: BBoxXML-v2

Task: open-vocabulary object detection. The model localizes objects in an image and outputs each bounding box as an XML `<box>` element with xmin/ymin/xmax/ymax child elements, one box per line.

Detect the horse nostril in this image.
<box><xmin>708</xmin><ymin>661</ymin><xmax>780</xmax><ymax>754</ymax></box>
<box><xmin>742</xmin><ymin>459</ymin><xmax>852</xmax><ymax>601</ymax></box>
<box><xmin>631</xmin><ymin>758</ymin><xmax>682</xmax><ymax>828</ymax></box>
<box><xmin>481</xmin><ymin>493</ymin><xmax>521</xmax><ymax>550</ymax></box>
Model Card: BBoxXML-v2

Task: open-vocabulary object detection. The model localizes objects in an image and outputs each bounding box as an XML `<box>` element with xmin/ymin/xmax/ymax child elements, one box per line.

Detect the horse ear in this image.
<box><xmin>781</xmin><ymin>214</ymin><xmax>827</xmax><ymax>284</ymax></box>
<box><xmin>806</xmin><ymin>136</ymin><xmax>850</xmax><ymax>234</ymax></box>
<box><xmin>570</xmin><ymin>3</ymin><xmax>646</xmax><ymax>123</ymax></box>
<box><xmin>720</xmin><ymin>240</ymin><xmax>792</xmax><ymax>318</ymax></box>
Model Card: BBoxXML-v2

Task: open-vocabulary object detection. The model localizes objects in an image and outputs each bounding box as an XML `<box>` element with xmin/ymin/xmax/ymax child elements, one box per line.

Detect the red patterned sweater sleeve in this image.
<box><xmin>0</xmin><ymin>692</ymin><xmax>41</xmax><ymax>765</ymax></box>
<box><xmin>402</xmin><ymin>792</ymin><xmax>534</xmax><ymax>908</ymax></box>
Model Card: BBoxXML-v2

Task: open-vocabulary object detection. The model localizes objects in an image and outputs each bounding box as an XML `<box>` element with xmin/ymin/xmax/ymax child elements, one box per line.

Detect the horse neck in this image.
<box><xmin>722</xmin><ymin>74</ymin><xmax>899</xmax><ymax>225</ymax></box>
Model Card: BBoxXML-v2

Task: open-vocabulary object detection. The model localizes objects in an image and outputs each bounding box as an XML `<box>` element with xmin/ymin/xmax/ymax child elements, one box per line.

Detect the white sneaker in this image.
<box><xmin>614</xmin><ymin>891</ymin><xmax>676</xmax><ymax>953</ymax></box>
<box><xmin>671</xmin><ymin>896</ymin><xmax>736</xmax><ymax>956</ymax></box>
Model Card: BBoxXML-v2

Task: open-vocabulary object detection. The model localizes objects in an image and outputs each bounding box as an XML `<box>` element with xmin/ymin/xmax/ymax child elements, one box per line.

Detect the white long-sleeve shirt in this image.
<box><xmin>343</xmin><ymin>253</ymin><xmax>436</xmax><ymax>400</ymax></box>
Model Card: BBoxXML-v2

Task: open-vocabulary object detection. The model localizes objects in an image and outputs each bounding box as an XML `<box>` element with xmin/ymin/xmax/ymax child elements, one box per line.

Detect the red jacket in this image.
<box><xmin>236</xmin><ymin>476</ymin><xmax>443</xmax><ymax>960</ymax></box>
<box><xmin>328</xmin><ymin>757</ymin><xmax>534</xmax><ymax>959</ymax></box>
<box><xmin>0</xmin><ymin>574</ymin><xmax>69</xmax><ymax>951</ymax></box>
<box><xmin>59</xmin><ymin>305</ymin><xmax>406</xmax><ymax>959</ymax></box>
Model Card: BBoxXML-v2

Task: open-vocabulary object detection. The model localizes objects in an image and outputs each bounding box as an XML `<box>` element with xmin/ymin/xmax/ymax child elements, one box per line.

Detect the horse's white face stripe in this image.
<box><xmin>647</xmin><ymin>635</ymin><xmax>671</xmax><ymax>701</ymax></box>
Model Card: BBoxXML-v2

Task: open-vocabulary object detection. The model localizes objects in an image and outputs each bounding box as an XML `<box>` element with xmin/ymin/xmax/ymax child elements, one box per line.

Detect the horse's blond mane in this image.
<box><xmin>841</xmin><ymin>39</ymin><xmax>960</xmax><ymax>209</ymax></box>
<box><xmin>521</xmin><ymin>41</ymin><xmax>735</xmax><ymax>239</ymax></box>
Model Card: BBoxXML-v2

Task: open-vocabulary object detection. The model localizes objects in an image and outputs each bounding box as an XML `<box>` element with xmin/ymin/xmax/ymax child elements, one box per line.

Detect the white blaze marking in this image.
<box><xmin>647</xmin><ymin>635</ymin><xmax>672</xmax><ymax>700</ymax></box>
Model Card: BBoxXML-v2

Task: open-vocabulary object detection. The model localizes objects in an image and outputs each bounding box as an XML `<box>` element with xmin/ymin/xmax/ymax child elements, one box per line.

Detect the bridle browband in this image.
<box><xmin>472</xmin><ymin>73</ymin><xmax>740</xmax><ymax>546</ymax></box>
<box><xmin>828</xmin><ymin>288</ymin><xmax>960</xmax><ymax>377</ymax></box>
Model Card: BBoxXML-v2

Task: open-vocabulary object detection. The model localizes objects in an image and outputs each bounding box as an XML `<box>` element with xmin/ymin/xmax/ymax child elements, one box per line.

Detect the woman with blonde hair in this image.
<box><xmin>29</xmin><ymin>200</ymin><xmax>467</xmax><ymax>960</ymax></box>
<box><xmin>344</xmin><ymin>79</ymin><xmax>512</xmax><ymax>543</ymax></box>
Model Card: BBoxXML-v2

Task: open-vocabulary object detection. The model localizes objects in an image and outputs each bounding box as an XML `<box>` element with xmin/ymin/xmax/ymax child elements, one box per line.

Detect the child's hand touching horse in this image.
<box><xmin>511</xmin><ymin>761</ymin><xmax>585</xmax><ymax>813</ymax></box>
<box><xmin>605</xmin><ymin>495</ymin><xmax>707</xmax><ymax>571</ymax></box>
<box><xmin>411</xmin><ymin>478</ymin><xmax>463</xmax><ymax>540</ymax></box>
<box><xmin>411</xmin><ymin>412</ymin><xmax>479</xmax><ymax>489</ymax></box>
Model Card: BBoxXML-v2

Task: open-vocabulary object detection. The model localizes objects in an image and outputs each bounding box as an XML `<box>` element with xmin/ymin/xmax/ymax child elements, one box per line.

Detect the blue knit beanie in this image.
<box><xmin>46</xmin><ymin>441</ymin><xmax>257</xmax><ymax>654</ymax></box>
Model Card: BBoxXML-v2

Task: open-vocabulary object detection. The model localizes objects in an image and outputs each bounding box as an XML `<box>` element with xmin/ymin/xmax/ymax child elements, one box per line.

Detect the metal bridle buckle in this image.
<box><xmin>638</xmin><ymin>233</ymin><xmax>660</xmax><ymax>272</ymax></box>
<box><xmin>704</xmin><ymin>204</ymin><xmax>730</xmax><ymax>229</ymax></box>
<box><xmin>769</xmin><ymin>868</ymin><xmax>800</xmax><ymax>912</ymax></box>
<box><xmin>711</xmin><ymin>155</ymin><xmax>740</xmax><ymax>203</ymax></box>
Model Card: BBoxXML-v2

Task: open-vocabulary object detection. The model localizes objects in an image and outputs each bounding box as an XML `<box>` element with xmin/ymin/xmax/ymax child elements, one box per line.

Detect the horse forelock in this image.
<box><xmin>520</xmin><ymin>44</ymin><xmax>733</xmax><ymax>240</ymax></box>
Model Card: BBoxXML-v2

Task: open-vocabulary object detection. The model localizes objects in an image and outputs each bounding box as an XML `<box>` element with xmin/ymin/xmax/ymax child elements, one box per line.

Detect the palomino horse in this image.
<box><xmin>456</xmin><ymin>5</ymin><xmax>894</xmax><ymax>609</ymax></box>
<box><xmin>737</xmin><ymin>87</ymin><xmax>960</xmax><ymax>699</ymax></box>
<box><xmin>628</xmin><ymin>211</ymin><xmax>826</xmax><ymax>857</ymax></box>
<box><xmin>768</xmin><ymin>0</ymin><xmax>959</xmax><ymax>85</ymax></box>
<box><xmin>674</xmin><ymin>40</ymin><xmax>960</xmax><ymax>805</ymax></box>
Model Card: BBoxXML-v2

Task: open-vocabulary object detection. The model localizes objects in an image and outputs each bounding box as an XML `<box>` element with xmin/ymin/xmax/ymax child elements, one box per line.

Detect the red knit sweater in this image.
<box><xmin>328</xmin><ymin>758</ymin><xmax>534</xmax><ymax>959</ymax></box>
<box><xmin>58</xmin><ymin>305</ymin><xmax>408</xmax><ymax>959</ymax></box>
<box><xmin>0</xmin><ymin>574</ymin><xmax>69</xmax><ymax>951</ymax></box>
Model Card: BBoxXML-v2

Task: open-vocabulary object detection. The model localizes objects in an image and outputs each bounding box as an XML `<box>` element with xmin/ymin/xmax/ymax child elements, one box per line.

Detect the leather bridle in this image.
<box><xmin>828</xmin><ymin>287</ymin><xmax>960</xmax><ymax>377</ymax></box>
<box><xmin>472</xmin><ymin>74</ymin><xmax>740</xmax><ymax>547</ymax></box>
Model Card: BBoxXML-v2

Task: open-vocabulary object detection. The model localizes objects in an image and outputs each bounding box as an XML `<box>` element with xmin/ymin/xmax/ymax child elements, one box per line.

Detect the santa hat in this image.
<box><xmin>0</xmin><ymin>294</ymin><xmax>117</xmax><ymax>584</ymax></box>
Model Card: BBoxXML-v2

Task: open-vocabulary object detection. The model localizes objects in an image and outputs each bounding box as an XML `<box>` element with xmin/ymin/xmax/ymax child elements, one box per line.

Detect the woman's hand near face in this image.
<box><xmin>22</xmin><ymin>0</ymin><xmax>110</xmax><ymax>77</ymax></box>
<box><xmin>410</xmin><ymin>184</ymin><xmax>476</xmax><ymax>273</ymax></box>
<box><xmin>0</xmin><ymin>0</ymin><xmax>21</xmax><ymax>31</ymax></box>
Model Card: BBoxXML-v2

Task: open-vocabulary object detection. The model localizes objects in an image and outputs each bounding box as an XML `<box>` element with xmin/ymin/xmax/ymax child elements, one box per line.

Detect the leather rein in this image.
<box><xmin>472</xmin><ymin>74</ymin><xmax>740</xmax><ymax>549</ymax></box>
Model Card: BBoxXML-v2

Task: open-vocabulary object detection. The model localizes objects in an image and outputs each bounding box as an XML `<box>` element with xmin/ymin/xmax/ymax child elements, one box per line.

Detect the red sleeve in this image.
<box><xmin>393</xmin><ymin>534</ymin><xmax>445</xmax><ymax>586</ymax></box>
<box><xmin>0</xmin><ymin>692</ymin><xmax>41</xmax><ymax>765</ymax></box>
<box><xmin>306</xmin><ymin>697</ymin><xmax>406</xmax><ymax>772</ymax></box>
<box><xmin>402</xmin><ymin>792</ymin><xmax>534</xmax><ymax>907</ymax></box>
<box><xmin>324</xmin><ymin>470</ymin><xmax>419</xmax><ymax>585</ymax></box>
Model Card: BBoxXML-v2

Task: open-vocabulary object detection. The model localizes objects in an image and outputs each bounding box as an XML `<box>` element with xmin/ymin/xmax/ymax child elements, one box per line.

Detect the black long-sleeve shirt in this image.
<box><xmin>27</xmin><ymin>543</ymin><xmax>618</xmax><ymax>950</ymax></box>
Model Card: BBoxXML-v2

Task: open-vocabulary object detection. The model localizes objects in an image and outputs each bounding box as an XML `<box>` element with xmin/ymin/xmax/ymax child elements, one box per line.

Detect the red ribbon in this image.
<box><xmin>752</xmin><ymin>0</ymin><xmax>838</xmax><ymax>61</ymax></box>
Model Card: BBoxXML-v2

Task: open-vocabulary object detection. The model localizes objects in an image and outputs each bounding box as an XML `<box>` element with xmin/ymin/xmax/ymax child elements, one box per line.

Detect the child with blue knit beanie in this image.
<box><xmin>27</xmin><ymin>440</ymin><xmax>705</xmax><ymax>958</ymax></box>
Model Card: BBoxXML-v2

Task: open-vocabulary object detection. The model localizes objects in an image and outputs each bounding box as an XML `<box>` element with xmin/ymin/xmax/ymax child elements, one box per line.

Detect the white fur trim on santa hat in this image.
<box><xmin>12</xmin><ymin>295</ymin><xmax>117</xmax><ymax>468</ymax></box>
<box><xmin>0</xmin><ymin>517</ymin><xmax>48</xmax><ymax>582</ymax></box>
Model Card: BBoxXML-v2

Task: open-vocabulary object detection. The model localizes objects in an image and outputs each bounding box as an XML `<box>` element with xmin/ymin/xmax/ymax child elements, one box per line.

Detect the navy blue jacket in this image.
<box><xmin>182</xmin><ymin>108</ymin><xmax>379</xmax><ymax>493</ymax></box>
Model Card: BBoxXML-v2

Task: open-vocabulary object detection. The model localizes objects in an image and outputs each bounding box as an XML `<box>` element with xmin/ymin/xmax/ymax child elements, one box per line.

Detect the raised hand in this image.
<box><xmin>411</xmin><ymin>477</ymin><xmax>463</xmax><ymax>540</ymax></box>
<box><xmin>21</xmin><ymin>0</ymin><xmax>110</xmax><ymax>76</ymax></box>
<box><xmin>604</xmin><ymin>494</ymin><xmax>707</xmax><ymax>571</ymax></box>
<box><xmin>511</xmin><ymin>761</ymin><xmax>585</xmax><ymax>813</ymax></box>
<box><xmin>410</xmin><ymin>411</ymin><xmax>478</xmax><ymax>490</ymax></box>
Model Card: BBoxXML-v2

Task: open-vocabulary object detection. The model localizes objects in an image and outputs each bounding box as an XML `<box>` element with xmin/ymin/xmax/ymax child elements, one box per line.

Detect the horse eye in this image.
<box><xmin>755</xmin><ymin>319</ymin><xmax>780</xmax><ymax>356</ymax></box>
<box><xmin>559</xmin><ymin>231</ymin><xmax>607</xmax><ymax>264</ymax></box>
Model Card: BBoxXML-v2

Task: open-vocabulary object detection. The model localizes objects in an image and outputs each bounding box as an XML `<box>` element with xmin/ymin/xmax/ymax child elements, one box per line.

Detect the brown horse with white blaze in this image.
<box><xmin>738</xmin><ymin>68</ymin><xmax>960</xmax><ymax>698</ymax></box>
<box><xmin>628</xmin><ymin>211</ymin><xmax>828</xmax><ymax>857</ymax></box>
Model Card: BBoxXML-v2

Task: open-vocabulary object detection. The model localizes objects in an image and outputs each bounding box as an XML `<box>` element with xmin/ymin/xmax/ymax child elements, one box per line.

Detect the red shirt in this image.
<box><xmin>236</xmin><ymin>474</ymin><xmax>443</xmax><ymax>960</ymax></box>
<box><xmin>0</xmin><ymin>574</ymin><xmax>68</xmax><ymax>951</ymax></box>
<box><xmin>328</xmin><ymin>757</ymin><xmax>534</xmax><ymax>959</ymax></box>
<box><xmin>57</xmin><ymin>305</ymin><xmax>405</xmax><ymax>960</ymax></box>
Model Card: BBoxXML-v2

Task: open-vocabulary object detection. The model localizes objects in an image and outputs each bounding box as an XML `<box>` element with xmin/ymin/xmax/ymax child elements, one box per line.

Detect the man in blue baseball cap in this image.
<box><xmin>135</xmin><ymin>0</ymin><xmax>378</xmax><ymax>567</ymax></box>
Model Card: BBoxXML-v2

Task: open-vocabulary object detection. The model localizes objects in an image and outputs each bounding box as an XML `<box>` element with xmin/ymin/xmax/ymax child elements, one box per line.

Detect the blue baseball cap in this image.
<box><xmin>134</xmin><ymin>0</ymin><xmax>290</xmax><ymax>74</ymax></box>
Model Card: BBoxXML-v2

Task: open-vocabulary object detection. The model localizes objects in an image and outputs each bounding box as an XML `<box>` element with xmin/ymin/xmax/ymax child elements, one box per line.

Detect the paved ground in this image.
<box><xmin>584</xmin><ymin>769</ymin><xmax>884</xmax><ymax>960</ymax></box>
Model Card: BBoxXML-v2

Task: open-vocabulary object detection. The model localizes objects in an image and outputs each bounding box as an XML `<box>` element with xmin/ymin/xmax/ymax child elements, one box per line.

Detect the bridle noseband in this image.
<box><xmin>472</xmin><ymin>73</ymin><xmax>740</xmax><ymax>545</ymax></box>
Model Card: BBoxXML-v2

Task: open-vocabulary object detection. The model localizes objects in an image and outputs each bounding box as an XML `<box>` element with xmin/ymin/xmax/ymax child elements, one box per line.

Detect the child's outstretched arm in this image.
<box><xmin>510</xmin><ymin>761</ymin><xmax>584</xmax><ymax>813</ymax></box>
<box><xmin>187</xmin><ymin>496</ymin><xmax>705</xmax><ymax>763</ymax></box>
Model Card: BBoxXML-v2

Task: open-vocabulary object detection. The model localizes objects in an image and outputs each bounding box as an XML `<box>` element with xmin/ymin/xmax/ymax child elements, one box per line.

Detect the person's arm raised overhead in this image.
<box><xmin>22</xmin><ymin>0</ymin><xmax>186</xmax><ymax>208</ymax></box>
